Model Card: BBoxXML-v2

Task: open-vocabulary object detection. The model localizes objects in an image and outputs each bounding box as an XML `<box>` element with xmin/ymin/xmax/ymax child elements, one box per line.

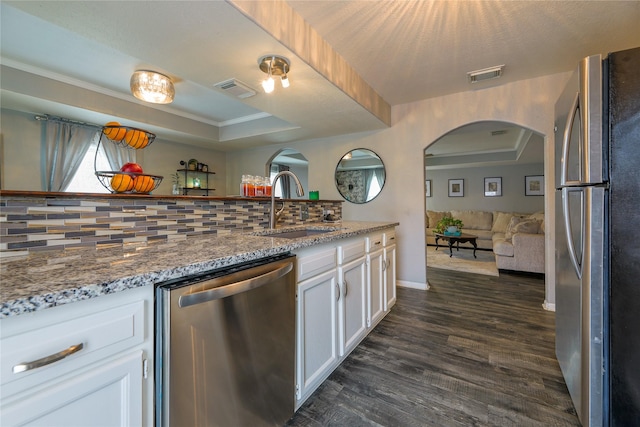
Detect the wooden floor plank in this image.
<box><xmin>287</xmin><ymin>268</ymin><xmax>580</xmax><ymax>426</ymax></box>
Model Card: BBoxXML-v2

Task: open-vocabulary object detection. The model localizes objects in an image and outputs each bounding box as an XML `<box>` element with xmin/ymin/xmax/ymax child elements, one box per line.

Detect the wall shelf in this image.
<box><xmin>177</xmin><ymin>167</ymin><xmax>216</xmax><ymax>196</ymax></box>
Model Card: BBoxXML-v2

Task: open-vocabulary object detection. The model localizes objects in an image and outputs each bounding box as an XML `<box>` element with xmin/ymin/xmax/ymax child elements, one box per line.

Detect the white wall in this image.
<box><xmin>425</xmin><ymin>163</ymin><xmax>545</xmax><ymax>213</ymax></box>
<box><xmin>226</xmin><ymin>71</ymin><xmax>572</xmax><ymax>307</ymax></box>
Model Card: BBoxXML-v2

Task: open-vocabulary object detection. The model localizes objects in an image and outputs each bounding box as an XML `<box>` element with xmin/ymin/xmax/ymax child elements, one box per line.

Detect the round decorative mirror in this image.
<box><xmin>335</xmin><ymin>148</ymin><xmax>385</xmax><ymax>203</ymax></box>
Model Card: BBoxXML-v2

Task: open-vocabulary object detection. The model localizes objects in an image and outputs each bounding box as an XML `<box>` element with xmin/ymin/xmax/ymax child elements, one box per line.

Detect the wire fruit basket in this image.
<box><xmin>102</xmin><ymin>124</ymin><xmax>156</xmax><ymax>149</ymax></box>
<box><xmin>95</xmin><ymin>171</ymin><xmax>163</xmax><ymax>194</ymax></box>
<box><xmin>94</xmin><ymin>124</ymin><xmax>162</xmax><ymax>194</ymax></box>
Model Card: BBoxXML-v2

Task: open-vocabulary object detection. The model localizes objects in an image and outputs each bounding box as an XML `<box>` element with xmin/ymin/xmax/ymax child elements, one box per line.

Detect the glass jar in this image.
<box><xmin>240</xmin><ymin>174</ymin><xmax>250</xmax><ymax>197</ymax></box>
<box><xmin>254</xmin><ymin>176</ymin><xmax>264</xmax><ymax>196</ymax></box>
<box><xmin>264</xmin><ymin>177</ymin><xmax>272</xmax><ymax>197</ymax></box>
<box><xmin>247</xmin><ymin>175</ymin><xmax>256</xmax><ymax>197</ymax></box>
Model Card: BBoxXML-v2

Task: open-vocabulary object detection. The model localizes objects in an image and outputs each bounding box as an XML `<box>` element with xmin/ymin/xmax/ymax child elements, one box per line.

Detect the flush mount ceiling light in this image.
<box><xmin>130</xmin><ymin>70</ymin><xmax>175</xmax><ymax>104</ymax></box>
<box><xmin>467</xmin><ymin>65</ymin><xmax>505</xmax><ymax>84</ymax></box>
<box><xmin>258</xmin><ymin>55</ymin><xmax>291</xmax><ymax>93</ymax></box>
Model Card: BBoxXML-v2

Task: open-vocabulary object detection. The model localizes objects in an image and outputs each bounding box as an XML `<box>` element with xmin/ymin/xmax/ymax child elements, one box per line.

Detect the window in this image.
<box><xmin>367</xmin><ymin>170</ymin><xmax>382</xmax><ymax>201</ymax></box>
<box><xmin>64</xmin><ymin>141</ymin><xmax>111</xmax><ymax>193</ymax></box>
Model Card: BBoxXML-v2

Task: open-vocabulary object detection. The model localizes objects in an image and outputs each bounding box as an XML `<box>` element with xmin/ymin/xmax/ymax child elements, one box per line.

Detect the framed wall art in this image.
<box><xmin>425</xmin><ymin>179</ymin><xmax>432</xmax><ymax>197</ymax></box>
<box><xmin>484</xmin><ymin>177</ymin><xmax>502</xmax><ymax>197</ymax></box>
<box><xmin>525</xmin><ymin>175</ymin><xmax>544</xmax><ymax>196</ymax></box>
<box><xmin>448</xmin><ymin>179</ymin><xmax>464</xmax><ymax>197</ymax></box>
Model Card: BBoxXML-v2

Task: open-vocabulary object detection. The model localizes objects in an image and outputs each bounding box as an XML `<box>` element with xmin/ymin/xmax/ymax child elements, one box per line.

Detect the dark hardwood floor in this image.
<box><xmin>287</xmin><ymin>267</ymin><xmax>580</xmax><ymax>427</ymax></box>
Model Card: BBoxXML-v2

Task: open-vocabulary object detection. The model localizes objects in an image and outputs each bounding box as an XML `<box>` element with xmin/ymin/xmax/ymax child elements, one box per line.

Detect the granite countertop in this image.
<box><xmin>0</xmin><ymin>221</ymin><xmax>398</xmax><ymax>318</ymax></box>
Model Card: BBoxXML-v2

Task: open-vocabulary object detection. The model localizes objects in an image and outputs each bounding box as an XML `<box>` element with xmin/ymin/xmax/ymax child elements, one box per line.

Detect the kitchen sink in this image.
<box><xmin>253</xmin><ymin>227</ymin><xmax>340</xmax><ymax>239</ymax></box>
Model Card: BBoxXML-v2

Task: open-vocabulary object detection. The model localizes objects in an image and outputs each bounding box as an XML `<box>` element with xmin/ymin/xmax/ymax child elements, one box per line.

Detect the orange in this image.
<box><xmin>133</xmin><ymin>175</ymin><xmax>154</xmax><ymax>193</ymax></box>
<box><xmin>104</xmin><ymin>122</ymin><xmax>126</xmax><ymax>141</ymax></box>
<box><xmin>124</xmin><ymin>129</ymin><xmax>149</xmax><ymax>149</ymax></box>
<box><xmin>110</xmin><ymin>174</ymin><xmax>134</xmax><ymax>193</ymax></box>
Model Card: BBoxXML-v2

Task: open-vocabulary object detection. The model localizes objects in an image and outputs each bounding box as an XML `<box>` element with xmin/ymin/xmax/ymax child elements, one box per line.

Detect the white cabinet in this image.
<box><xmin>0</xmin><ymin>285</ymin><xmax>154</xmax><ymax>427</ymax></box>
<box><xmin>296</xmin><ymin>265</ymin><xmax>339</xmax><ymax>403</ymax></box>
<box><xmin>337</xmin><ymin>255</ymin><xmax>367</xmax><ymax>357</ymax></box>
<box><xmin>294</xmin><ymin>229</ymin><xmax>396</xmax><ymax>409</ymax></box>
<box><xmin>366</xmin><ymin>234</ymin><xmax>385</xmax><ymax>328</ymax></box>
<box><xmin>384</xmin><ymin>230</ymin><xmax>397</xmax><ymax>310</ymax></box>
<box><xmin>1</xmin><ymin>351</ymin><xmax>143</xmax><ymax>427</ymax></box>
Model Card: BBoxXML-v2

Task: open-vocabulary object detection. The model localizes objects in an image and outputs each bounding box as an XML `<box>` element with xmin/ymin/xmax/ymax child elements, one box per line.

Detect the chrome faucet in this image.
<box><xmin>270</xmin><ymin>171</ymin><xmax>304</xmax><ymax>229</ymax></box>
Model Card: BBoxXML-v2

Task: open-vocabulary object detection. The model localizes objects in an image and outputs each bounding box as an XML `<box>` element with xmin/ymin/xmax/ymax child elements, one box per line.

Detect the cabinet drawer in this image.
<box><xmin>1</xmin><ymin>299</ymin><xmax>145</xmax><ymax>396</ymax></box>
<box><xmin>1</xmin><ymin>350</ymin><xmax>143</xmax><ymax>427</ymax></box>
<box><xmin>366</xmin><ymin>234</ymin><xmax>383</xmax><ymax>252</ymax></box>
<box><xmin>383</xmin><ymin>230</ymin><xmax>396</xmax><ymax>246</ymax></box>
<box><xmin>297</xmin><ymin>247</ymin><xmax>337</xmax><ymax>282</ymax></box>
<box><xmin>337</xmin><ymin>239</ymin><xmax>366</xmax><ymax>264</ymax></box>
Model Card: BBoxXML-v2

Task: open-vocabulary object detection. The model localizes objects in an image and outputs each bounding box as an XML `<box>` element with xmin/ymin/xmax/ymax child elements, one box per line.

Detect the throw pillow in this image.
<box><xmin>513</xmin><ymin>220</ymin><xmax>541</xmax><ymax>235</ymax></box>
<box><xmin>492</xmin><ymin>212</ymin><xmax>517</xmax><ymax>233</ymax></box>
<box><xmin>427</xmin><ymin>210</ymin><xmax>450</xmax><ymax>230</ymax></box>
<box><xmin>528</xmin><ymin>211</ymin><xmax>545</xmax><ymax>222</ymax></box>
<box><xmin>504</xmin><ymin>216</ymin><xmax>525</xmax><ymax>240</ymax></box>
<box><xmin>451</xmin><ymin>210</ymin><xmax>492</xmax><ymax>230</ymax></box>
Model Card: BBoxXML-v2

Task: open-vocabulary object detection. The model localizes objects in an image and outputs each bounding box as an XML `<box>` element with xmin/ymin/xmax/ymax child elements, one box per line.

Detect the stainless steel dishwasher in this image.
<box><xmin>155</xmin><ymin>254</ymin><xmax>296</xmax><ymax>427</ymax></box>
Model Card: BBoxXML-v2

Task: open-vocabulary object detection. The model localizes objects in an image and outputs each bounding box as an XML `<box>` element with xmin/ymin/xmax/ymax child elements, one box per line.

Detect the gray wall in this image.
<box><xmin>425</xmin><ymin>164</ymin><xmax>545</xmax><ymax>214</ymax></box>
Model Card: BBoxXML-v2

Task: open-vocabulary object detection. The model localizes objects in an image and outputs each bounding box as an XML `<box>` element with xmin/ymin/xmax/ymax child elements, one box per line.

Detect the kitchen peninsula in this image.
<box><xmin>0</xmin><ymin>190</ymin><xmax>398</xmax><ymax>427</ymax></box>
<box><xmin>1</xmin><ymin>218</ymin><xmax>397</xmax><ymax>317</ymax></box>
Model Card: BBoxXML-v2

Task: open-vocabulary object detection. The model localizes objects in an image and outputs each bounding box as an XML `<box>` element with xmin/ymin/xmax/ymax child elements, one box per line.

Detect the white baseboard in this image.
<box><xmin>397</xmin><ymin>280</ymin><xmax>429</xmax><ymax>290</ymax></box>
<box><xmin>542</xmin><ymin>300</ymin><xmax>556</xmax><ymax>312</ymax></box>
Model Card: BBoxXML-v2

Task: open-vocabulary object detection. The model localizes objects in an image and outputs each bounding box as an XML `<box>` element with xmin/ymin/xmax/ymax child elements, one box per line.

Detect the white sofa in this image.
<box><xmin>426</xmin><ymin>210</ymin><xmax>545</xmax><ymax>274</ymax></box>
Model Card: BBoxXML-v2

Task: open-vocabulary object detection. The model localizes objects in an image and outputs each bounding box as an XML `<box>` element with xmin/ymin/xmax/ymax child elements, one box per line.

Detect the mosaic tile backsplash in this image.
<box><xmin>0</xmin><ymin>195</ymin><xmax>342</xmax><ymax>254</ymax></box>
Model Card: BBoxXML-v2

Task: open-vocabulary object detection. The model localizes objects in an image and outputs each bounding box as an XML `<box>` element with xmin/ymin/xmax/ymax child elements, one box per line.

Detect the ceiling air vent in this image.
<box><xmin>467</xmin><ymin>65</ymin><xmax>504</xmax><ymax>84</ymax></box>
<box><xmin>213</xmin><ymin>79</ymin><xmax>256</xmax><ymax>99</ymax></box>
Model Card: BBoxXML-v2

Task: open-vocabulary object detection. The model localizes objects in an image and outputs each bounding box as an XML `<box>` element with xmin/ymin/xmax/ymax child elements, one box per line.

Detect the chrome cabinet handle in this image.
<box><xmin>335</xmin><ymin>283</ymin><xmax>340</xmax><ymax>302</ymax></box>
<box><xmin>13</xmin><ymin>343</ymin><xmax>84</xmax><ymax>373</ymax></box>
<box><xmin>343</xmin><ymin>279</ymin><xmax>348</xmax><ymax>297</ymax></box>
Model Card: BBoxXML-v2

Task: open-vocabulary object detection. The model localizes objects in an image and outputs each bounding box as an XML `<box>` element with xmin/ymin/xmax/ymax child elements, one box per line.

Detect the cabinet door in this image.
<box><xmin>296</xmin><ymin>269</ymin><xmax>339</xmax><ymax>404</ymax></box>
<box><xmin>367</xmin><ymin>249</ymin><xmax>385</xmax><ymax>328</ymax></box>
<box><xmin>338</xmin><ymin>257</ymin><xmax>367</xmax><ymax>357</ymax></box>
<box><xmin>384</xmin><ymin>244</ymin><xmax>397</xmax><ymax>310</ymax></box>
<box><xmin>1</xmin><ymin>350</ymin><xmax>143</xmax><ymax>427</ymax></box>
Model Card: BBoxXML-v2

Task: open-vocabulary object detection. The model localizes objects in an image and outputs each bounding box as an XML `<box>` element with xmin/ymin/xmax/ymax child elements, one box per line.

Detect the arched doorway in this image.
<box><xmin>424</xmin><ymin>121</ymin><xmax>546</xmax><ymax>278</ymax></box>
<box><xmin>266</xmin><ymin>148</ymin><xmax>309</xmax><ymax>199</ymax></box>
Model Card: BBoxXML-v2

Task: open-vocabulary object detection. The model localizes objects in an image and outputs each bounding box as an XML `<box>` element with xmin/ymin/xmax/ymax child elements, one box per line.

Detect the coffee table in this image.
<box><xmin>434</xmin><ymin>232</ymin><xmax>478</xmax><ymax>258</ymax></box>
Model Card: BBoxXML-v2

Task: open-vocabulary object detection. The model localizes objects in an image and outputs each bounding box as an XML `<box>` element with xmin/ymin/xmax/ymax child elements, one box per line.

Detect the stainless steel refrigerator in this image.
<box><xmin>554</xmin><ymin>47</ymin><xmax>640</xmax><ymax>427</ymax></box>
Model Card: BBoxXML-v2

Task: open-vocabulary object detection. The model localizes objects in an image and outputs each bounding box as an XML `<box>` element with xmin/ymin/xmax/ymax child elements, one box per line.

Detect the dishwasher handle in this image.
<box><xmin>178</xmin><ymin>261</ymin><xmax>293</xmax><ymax>308</ymax></box>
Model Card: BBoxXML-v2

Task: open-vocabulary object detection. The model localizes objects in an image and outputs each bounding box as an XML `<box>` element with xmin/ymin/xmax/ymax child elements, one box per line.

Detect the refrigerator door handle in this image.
<box><xmin>562</xmin><ymin>187</ymin><xmax>583</xmax><ymax>279</ymax></box>
<box><xmin>561</xmin><ymin>92</ymin><xmax>580</xmax><ymax>186</ymax></box>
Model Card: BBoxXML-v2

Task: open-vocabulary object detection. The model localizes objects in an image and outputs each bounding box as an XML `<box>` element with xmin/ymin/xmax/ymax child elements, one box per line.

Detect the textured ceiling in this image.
<box><xmin>288</xmin><ymin>0</ymin><xmax>640</xmax><ymax>105</ymax></box>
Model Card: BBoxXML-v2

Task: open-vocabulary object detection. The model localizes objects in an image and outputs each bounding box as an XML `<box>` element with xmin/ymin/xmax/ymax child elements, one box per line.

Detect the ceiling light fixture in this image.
<box><xmin>258</xmin><ymin>55</ymin><xmax>291</xmax><ymax>93</ymax></box>
<box><xmin>467</xmin><ymin>65</ymin><xmax>505</xmax><ymax>84</ymax></box>
<box><xmin>130</xmin><ymin>70</ymin><xmax>175</xmax><ymax>104</ymax></box>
